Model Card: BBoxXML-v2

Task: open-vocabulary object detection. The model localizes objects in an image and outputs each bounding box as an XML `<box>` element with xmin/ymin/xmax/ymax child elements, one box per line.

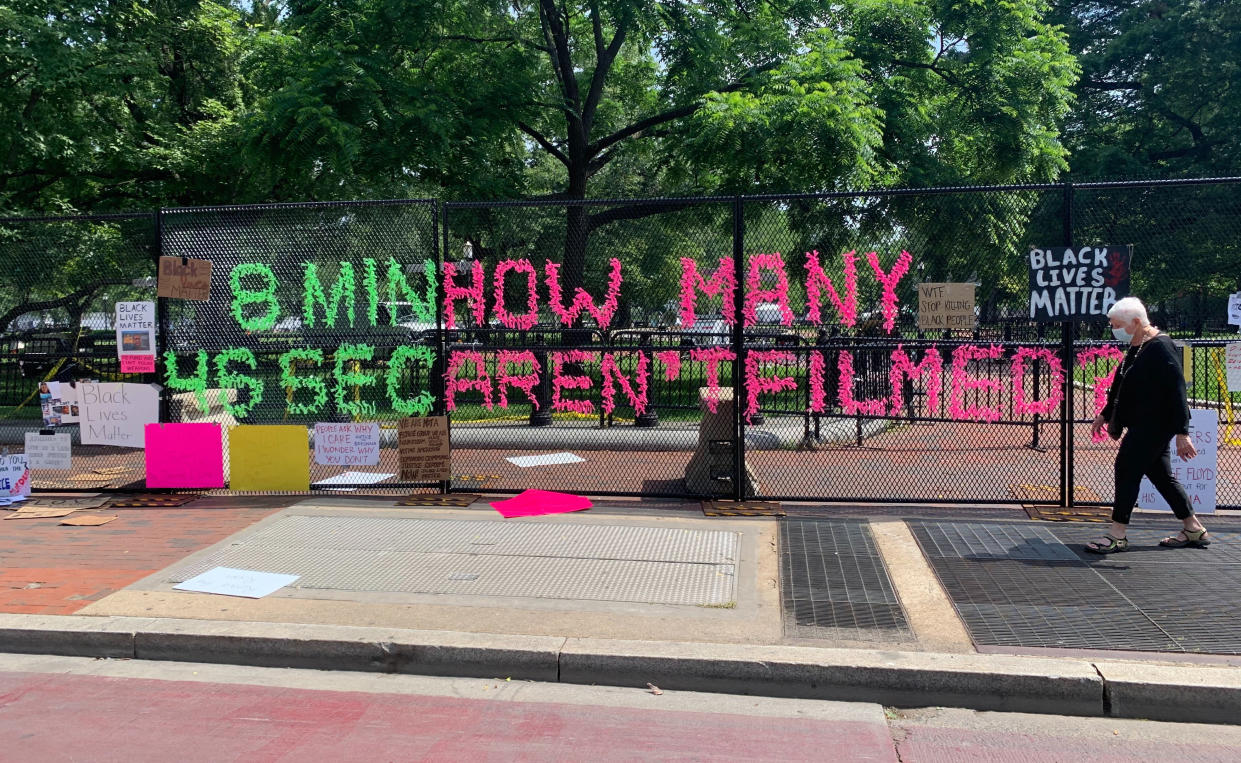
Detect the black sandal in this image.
<box><xmin>1085</xmin><ymin>535</ymin><xmax>1129</xmax><ymax>554</ymax></box>
<box><xmin>1159</xmin><ymin>528</ymin><xmax>1210</xmax><ymax>548</ymax></box>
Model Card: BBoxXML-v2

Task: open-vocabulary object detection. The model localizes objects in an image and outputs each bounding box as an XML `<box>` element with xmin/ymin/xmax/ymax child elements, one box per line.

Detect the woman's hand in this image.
<box><xmin>1091</xmin><ymin>414</ymin><xmax>1107</xmax><ymax>440</ymax></box>
<box><xmin>1175</xmin><ymin>434</ymin><xmax>1197</xmax><ymax>461</ymax></box>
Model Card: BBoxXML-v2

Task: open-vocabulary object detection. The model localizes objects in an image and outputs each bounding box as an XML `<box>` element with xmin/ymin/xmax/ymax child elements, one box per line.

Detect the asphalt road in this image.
<box><xmin>2</xmin><ymin>653</ymin><xmax>1240</xmax><ymax>762</ymax></box>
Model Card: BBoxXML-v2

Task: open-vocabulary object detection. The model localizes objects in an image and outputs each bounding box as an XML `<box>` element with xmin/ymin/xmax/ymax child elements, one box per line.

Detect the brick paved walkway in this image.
<box><xmin>0</xmin><ymin>505</ymin><xmax>281</xmax><ymax>615</ymax></box>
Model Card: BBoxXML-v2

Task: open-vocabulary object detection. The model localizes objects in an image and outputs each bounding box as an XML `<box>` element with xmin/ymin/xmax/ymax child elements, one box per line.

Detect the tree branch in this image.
<box><xmin>0</xmin><ymin>279</ymin><xmax>129</xmax><ymax>334</ymax></box>
<box><xmin>582</xmin><ymin>7</ymin><xmax>628</xmax><ymax>132</ymax></box>
<box><xmin>586</xmin><ymin>200</ymin><xmax>697</xmax><ymax>232</ymax></box>
<box><xmin>588</xmin><ymin>65</ymin><xmax>774</xmax><ymax>156</ymax></box>
<box><xmin>518</xmin><ymin>121</ymin><xmax>570</xmax><ymax>167</ymax></box>
<box><xmin>1081</xmin><ymin>79</ymin><xmax>1142</xmax><ymax>91</ymax></box>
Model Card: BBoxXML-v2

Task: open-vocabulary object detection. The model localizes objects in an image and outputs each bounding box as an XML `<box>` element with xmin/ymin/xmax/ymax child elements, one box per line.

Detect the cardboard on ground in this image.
<box><xmin>60</xmin><ymin>514</ymin><xmax>117</xmax><ymax>526</ymax></box>
<box><xmin>173</xmin><ymin>566</ymin><xmax>300</xmax><ymax>599</ymax></box>
<box><xmin>229</xmin><ymin>425</ymin><xmax>310</xmax><ymax>491</ymax></box>
<box><xmin>918</xmin><ymin>283</ymin><xmax>975</xmax><ymax>331</ymax></box>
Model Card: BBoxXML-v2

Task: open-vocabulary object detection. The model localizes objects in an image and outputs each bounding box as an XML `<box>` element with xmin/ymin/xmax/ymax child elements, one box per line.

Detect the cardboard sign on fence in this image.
<box><xmin>1138</xmin><ymin>408</ymin><xmax>1217</xmax><ymax>515</ymax></box>
<box><xmin>917</xmin><ymin>283</ymin><xmax>975</xmax><ymax>331</ymax></box>
<box><xmin>158</xmin><ymin>256</ymin><xmax>213</xmax><ymax>301</ymax></box>
<box><xmin>24</xmin><ymin>431</ymin><xmax>72</xmax><ymax>470</ymax></box>
<box><xmin>398</xmin><ymin>416</ymin><xmax>451</xmax><ymax>482</ymax></box>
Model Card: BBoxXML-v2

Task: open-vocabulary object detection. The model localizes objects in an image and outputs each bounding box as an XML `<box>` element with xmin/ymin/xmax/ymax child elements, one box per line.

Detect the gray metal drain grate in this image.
<box><xmin>165</xmin><ymin>515</ymin><xmax>739</xmax><ymax>606</ymax></box>
<box><xmin>910</xmin><ymin>521</ymin><xmax>1241</xmax><ymax>654</ymax></box>
<box><xmin>779</xmin><ymin>519</ymin><xmax>910</xmax><ymax>638</ymax></box>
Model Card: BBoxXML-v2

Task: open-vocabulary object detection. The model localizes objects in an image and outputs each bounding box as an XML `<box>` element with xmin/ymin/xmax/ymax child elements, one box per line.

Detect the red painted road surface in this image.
<box><xmin>0</xmin><ymin>672</ymin><xmax>897</xmax><ymax>762</ymax></box>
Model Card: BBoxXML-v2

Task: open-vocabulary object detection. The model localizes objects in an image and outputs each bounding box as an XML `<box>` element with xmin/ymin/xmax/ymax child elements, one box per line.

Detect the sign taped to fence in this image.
<box><xmin>158</xmin><ymin>256</ymin><xmax>213</xmax><ymax>301</ymax></box>
<box><xmin>79</xmin><ymin>382</ymin><xmax>160</xmax><ymax>448</ymax></box>
<box><xmin>229</xmin><ymin>425</ymin><xmax>310</xmax><ymax>491</ymax></box>
<box><xmin>918</xmin><ymin>283</ymin><xmax>975</xmax><ymax>331</ymax></box>
<box><xmin>313</xmin><ymin>422</ymin><xmax>380</xmax><ymax>466</ymax></box>
<box><xmin>1226</xmin><ymin>342</ymin><xmax>1241</xmax><ymax>392</ymax></box>
<box><xmin>145</xmin><ymin>423</ymin><xmax>225</xmax><ymax>489</ymax></box>
<box><xmin>1228</xmin><ymin>292</ymin><xmax>1241</xmax><ymax>327</ymax></box>
<box><xmin>0</xmin><ymin>454</ymin><xmax>31</xmax><ymax>502</ymax></box>
<box><xmin>398</xmin><ymin>416</ymin><xmax>451</xmax><ymax>482</ymax></box>
<box><xmin>24</xmin><ymin>431</ymin><xmax>71</xmax><ymax>470</ymax></box>
<box><xmin>115</xmin><ymin>301</ymin><xmax>156</xmax><ymax>373</ymax></box>
<box><xmin>39</xmin><ymin>381</ymin><xmax>81</xmax><ymax>426</ymax></box>
<box><xmin>1028</xmin><ymin>246</ymin><xmax>1130</xmax><ymax>321</ymax></box>
<box><xmin>1138</xmin><ymin>408</ymin><xmax>1217</xmax><ymax>515</ymax></box>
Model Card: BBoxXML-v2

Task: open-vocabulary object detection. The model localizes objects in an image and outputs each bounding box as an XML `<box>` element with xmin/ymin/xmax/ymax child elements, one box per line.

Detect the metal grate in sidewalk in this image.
<box><xmin>779</xmin><ymin>519</ymin><xmax>910</xmax><ymax>638</ymax></box>
<box><xmin>910</xmin><ymin>521</ymin><xmax>1241</xmax><ymax>654</ymax></box>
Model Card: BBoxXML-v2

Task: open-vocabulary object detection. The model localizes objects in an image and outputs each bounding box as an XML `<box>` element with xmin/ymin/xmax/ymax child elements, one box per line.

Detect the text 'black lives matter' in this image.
<box><xmin>1028</xmin><ymin>245</ymin><xmax>1131</xmax><ymax>321</ymax></box>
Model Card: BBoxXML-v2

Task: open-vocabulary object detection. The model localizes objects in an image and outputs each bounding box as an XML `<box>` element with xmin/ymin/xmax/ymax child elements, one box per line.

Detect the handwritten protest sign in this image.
<box><xmin>145</xmin><ymin>423</ymin><xmax>225</xmax><ymax>488</ymax></box>
<box><xmin>1228</xmin><ymin>292</ymin><xmax>1241</xmax><ymax>328</ymax></box>
<box><xmin>1138</xmin><ymin>408</ymin><xmax>1217</xmax><ymax>515</ymax></box>
<box><xmin>918</xmin><ymin>283</ymin><xmax>975</xmax><ymax>331</ymax></box>
<box><xmin>24</xmin><ymin>431</ymin><xmax>72</xmax><ymax>470</ymax></box>
<box><xmin>158</xmin><ymin>256</ymin><xmax>213</xmax><ymax>301</ymax></box>
<box><xmin>1028</xmin><ymin>246</ymin><xmax>1130</xmax><ymax>321</ymax></box>
<box><xmin>398</xmin><ymin>416</ymin><xmax>451</xmax><ymax>482</ymax></box>
<box><xmin>1226</xmin><ymin>342</ymin><xmax>1241</xmax><ymax>392</ymax></box>
<box><xmin>313</xmin><ymin>422</ymin><xmax>380</xmax><ymax>466</ymax></box>
<box><xmin>115</xmin><ymin>301</ymin><xmax>156</xmax><ymax>373</ymax></box>
<box><xmin>0</xmin><ymin>454</ymin><xmax>31</xmax><ymax>502</ymax></box>
<box><xmin>79</xmin><ymin>382</ymin><xmax>160</xmax><ymax>448</ymax></box>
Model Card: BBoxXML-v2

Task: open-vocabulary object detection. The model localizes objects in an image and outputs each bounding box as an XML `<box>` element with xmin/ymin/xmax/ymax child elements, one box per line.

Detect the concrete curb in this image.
<box><xmin>7</xmin><ymin>614</ymin><xmax>1241</xmax><ymax>723</ymax></box>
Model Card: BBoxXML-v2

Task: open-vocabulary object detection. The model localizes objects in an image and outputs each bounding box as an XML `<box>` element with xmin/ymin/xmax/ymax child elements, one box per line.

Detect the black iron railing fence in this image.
<box><xmin>2</xmin><ymin>178</ymin><xmax>1238</xmax><ymax>507</ymax></box>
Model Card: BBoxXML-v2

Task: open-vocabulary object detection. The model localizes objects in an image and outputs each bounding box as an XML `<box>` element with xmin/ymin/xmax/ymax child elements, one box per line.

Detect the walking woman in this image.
<box><xmin>1086</xmin><ymin>297</ymin><xmax>1209</xmax><ymax>553</ymax></box>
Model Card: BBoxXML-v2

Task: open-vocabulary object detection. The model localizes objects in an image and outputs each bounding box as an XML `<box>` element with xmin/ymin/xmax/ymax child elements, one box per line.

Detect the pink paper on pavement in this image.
<box><xmin>144</xmin><ymin>423</ymin><xmax>225</xmax><ymax>488</ymax></box>
<box><xmin>121</xmin><ymin>355</ymin><xmax>155</xmax><ymax>373</ymax></box>
<box><xmin>490</xmin><ymin>489</ymin><xmax>592</xmax><ymax>518</ymax></box>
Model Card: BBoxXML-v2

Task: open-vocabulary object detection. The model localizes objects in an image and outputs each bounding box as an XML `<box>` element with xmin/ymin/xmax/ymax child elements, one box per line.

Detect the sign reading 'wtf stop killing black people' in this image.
<box><xmin>1028</xmin><ymin>246</ymin><xmax>1131</xmax><ymax>321</ymax></box>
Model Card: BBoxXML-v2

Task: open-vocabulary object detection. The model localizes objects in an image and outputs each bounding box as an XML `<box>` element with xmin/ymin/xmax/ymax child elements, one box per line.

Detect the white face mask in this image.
<box><xmin>1112</xmin><ymin>325</ymin><xmax>1134</xmax><ymax>343</ymax></box>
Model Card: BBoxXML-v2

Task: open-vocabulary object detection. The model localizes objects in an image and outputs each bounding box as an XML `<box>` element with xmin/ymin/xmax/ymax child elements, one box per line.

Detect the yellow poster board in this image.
<box><xmin>228</xmin><ymin>425</ymin><xmax>310</xmax><ymax>491</ymax></box>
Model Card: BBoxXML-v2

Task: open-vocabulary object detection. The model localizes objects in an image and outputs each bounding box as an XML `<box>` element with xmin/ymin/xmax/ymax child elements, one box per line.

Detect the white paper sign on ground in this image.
<box><xmin>312</xmin><ymin>471</ymin><xmax>394</xmax><ymax>487</ymax></box>
<box><xmin>1228</xmin><ymin>292</ymin><xmax>1241</xmax><ymax>327</ymax></box>
<box><xmin>505</xmin><ymin>452</ymin><xmax>586</xmax><ymax>468</ymax></box>
<box><xmin>313</xmin><ymin>422</ymin><xmax>381</xmax><ymax>466</ymax></box>
<box><xmin>79</xmin><ymin>382</ymin><xmax>160</xmax><ymax>448</ymax></box>
<box><xmin>24</xmin><ymin>431</ymin><xmax>72</xmax><ymax>470</ymax></box>
<box><xmin>1138</xmin><ymin>408</ymin><xmax>1217</xmax><ymax>515</ymax></box>
<box><xmin>173</xmin><ymin>567</ymin><xmax>300</xmax><ymax>599</ymax></box>
<box><xmin>1226</xmin><ymin>342</ymin><xmax>1241</xmax><ymax>392</ymax></box>
<box><xmin>0</xmin><ymin>454</ymin><xmax>32</xmax><ymax>501</ymax></box>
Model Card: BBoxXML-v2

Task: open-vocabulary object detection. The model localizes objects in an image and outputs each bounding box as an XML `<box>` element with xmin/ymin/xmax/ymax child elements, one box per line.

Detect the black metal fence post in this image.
<box><xmin>1060</xmin><ymin>180</ymin><xmax>1076</xmax><ymax>508</ymax></box>
<box><xmin>732</xmin><ymin>197</ymin><xmax>746</xmax><ymax>502</ymax></box>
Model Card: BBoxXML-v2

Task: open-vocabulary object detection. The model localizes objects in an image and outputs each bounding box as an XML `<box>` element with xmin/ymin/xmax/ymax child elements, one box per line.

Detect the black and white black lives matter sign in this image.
<box><xmin>1028</xmin><ymin>246</ymin><xmax>1131</xmax><ymax>321</ymax></box>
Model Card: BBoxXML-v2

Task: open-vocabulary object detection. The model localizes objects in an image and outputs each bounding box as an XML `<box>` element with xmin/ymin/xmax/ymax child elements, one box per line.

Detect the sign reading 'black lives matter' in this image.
<box><xmin>1028</xmin><ymin>245</ymin><xmax>1131</xmax><ymax>321</ymax></box>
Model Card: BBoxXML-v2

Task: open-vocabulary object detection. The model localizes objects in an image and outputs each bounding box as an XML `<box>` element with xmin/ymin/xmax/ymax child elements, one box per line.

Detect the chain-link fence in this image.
<box><xmin>0</xmin><ymin>212</ymin><xmax>157</xmax><ymax>489</ymax></box>
<box><xmin>3</xmin><ymin>179</ymin><xmax>1238</xmax><ymax>505</ymax></box>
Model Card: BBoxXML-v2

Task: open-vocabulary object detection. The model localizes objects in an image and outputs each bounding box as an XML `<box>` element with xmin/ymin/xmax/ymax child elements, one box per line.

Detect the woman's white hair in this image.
<box><xmin>1107</xmin><ymin>296</ymin><xmax>1150</xmax><ymax>326</ymax></box>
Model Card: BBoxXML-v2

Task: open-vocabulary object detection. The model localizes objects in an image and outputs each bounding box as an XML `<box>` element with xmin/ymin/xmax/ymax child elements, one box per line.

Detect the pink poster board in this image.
<box><xmin>490</xmin><ymin>489</ymin><xmax>592</xmax><ymax>518</ymax></box>
<box><xmin>144</xmin><ymin>423</ymin><xmax>225</xmax><ymax>489</ymax></box>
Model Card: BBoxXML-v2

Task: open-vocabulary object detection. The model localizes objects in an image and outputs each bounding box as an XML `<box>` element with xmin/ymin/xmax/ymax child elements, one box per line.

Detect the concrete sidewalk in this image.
<box><xmin>2</xmin><ymin>494</ymin><xmax>1240</xmax><ymax>725</ymax></box>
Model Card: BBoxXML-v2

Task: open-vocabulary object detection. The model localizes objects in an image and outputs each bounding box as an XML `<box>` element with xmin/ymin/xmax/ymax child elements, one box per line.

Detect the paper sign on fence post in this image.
<box><xmin>398</xmin><ymin>416</ymin><xmax>451</xmax><ymax>482</ymax></box>
<box><xmin>1227</xmin><ymin>292</ymin><xmax>1241</xmax><ymax>327</ymax></box>
<box><xmin>115</xmin><ymin>301</ymin><xmax>156</xmax><ymax>373</ymax></box>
